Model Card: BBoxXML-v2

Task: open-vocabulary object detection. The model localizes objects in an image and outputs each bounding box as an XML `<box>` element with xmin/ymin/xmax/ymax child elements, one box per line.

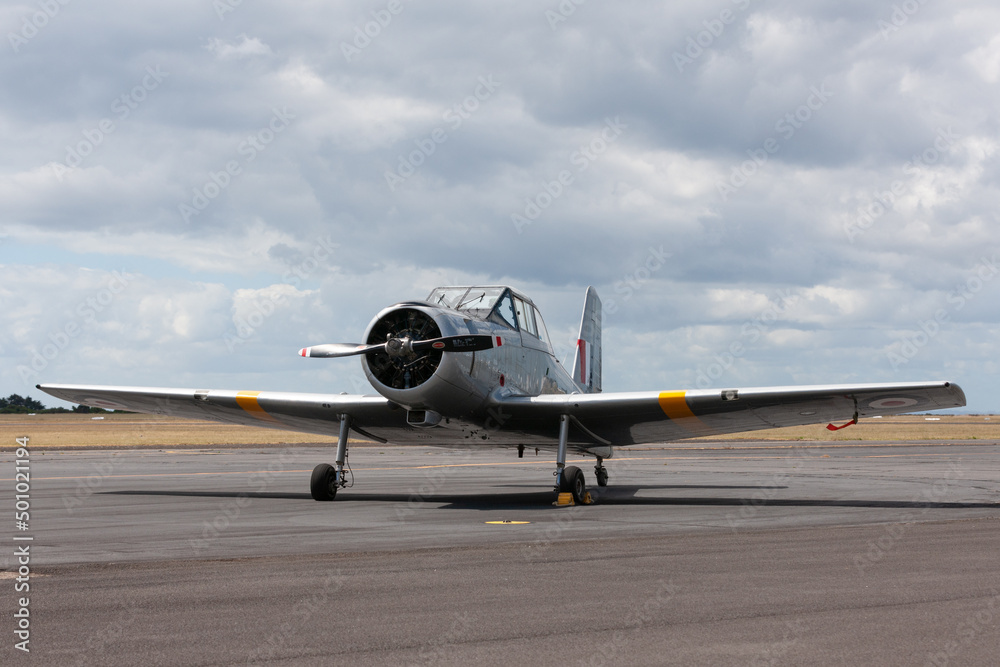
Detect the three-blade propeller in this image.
<box><xmin>299</xmin><ymin>334</ymin><xmax>496</xmax><ymax>359</ymax></box>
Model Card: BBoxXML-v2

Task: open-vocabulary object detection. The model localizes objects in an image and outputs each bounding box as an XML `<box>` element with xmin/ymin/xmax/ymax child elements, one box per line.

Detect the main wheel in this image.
<box><xmin>560</xmin><ymin>465</ymin><xmax>586</xmax><ymax>504</ymax></box>
<box><xmin>310</xmin><ymin>463</ymin><xmax>338</xmax><ymax>501</ymax></box>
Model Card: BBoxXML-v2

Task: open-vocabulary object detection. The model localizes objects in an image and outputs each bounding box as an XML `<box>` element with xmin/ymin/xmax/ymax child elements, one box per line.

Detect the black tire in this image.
<box><xmin>596</xmin><ymin>468</ymin><xmax>609</xmax><ymax>487</ymax></box>
<box><xmin>560</xmin><ymin>465</ymin><xmax>586</xmax><ymax>504</ymax></box>
<box><xmin>310</xmin><ymin>463</ymin><xmax>338</xmax><ymax>501</ymax></box>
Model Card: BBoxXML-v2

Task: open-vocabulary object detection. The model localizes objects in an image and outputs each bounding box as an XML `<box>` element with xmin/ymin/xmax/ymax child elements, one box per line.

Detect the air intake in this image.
<box><xmin>365</xmin><ymin>308</ymin><xmax>443</xmax><ymax>389</ymax></box>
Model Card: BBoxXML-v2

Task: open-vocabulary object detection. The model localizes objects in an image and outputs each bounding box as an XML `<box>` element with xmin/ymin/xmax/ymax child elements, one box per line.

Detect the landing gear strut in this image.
<box><xmin>311</xmin><ymin>414</ymin><xmax>351</xmax><ymax>501</ymax></box>
<box><xmin>595</xmin><ymin>457</ymin><xmax>609</xmax><ymax>487</ymax></box>
<box><xmin>554</xmin><ymin>415</ymin><xmax>588</xmax><ymax>504</ymax></box>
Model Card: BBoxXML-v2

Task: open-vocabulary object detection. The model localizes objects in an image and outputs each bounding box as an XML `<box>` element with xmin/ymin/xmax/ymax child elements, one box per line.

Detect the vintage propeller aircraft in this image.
<box><xmin>40</xmin><ymin>285</ymin><xmax>965</xmax><ymax>504</ymax></box>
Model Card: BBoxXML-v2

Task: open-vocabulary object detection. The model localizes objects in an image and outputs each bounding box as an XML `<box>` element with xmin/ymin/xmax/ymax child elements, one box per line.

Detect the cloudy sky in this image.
<box><xmin>2</xmin><ymin>1</ymin><xmax>998</xmax><ymax>413</ymax></box>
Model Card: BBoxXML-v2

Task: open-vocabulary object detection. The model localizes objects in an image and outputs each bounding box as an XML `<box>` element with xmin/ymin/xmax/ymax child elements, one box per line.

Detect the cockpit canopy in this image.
<box><xmin>426</xmin><ymin>286</ymin><xmax>551</xmax><ymax>346</ymax></box>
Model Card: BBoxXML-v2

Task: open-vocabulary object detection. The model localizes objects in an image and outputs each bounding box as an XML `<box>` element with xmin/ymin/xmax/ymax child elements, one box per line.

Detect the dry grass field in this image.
<box><xmin>686</xmin><ymin>414</ymin><xmax>998</xmax><ymax>442</ymax></box>
<box><xmin>1</xmin><ymin>412</ymin><xmax>997</xmax><ymax>449</ymax></box>
<box><xmin>0</xmin><ymin>413</ymin><xmax>340</xmax><ymax>448</ymax></box>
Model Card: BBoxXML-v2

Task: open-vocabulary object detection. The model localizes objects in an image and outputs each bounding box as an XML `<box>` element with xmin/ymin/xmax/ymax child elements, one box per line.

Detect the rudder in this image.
<box><xmin>572</xmin><ymin>286</ymin><xmax>602</xmax><ymax>393</ymax></box>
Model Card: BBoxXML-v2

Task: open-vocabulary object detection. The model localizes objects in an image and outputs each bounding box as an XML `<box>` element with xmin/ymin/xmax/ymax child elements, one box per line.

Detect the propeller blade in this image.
<box><xmin>411</xmin><ymin>334</ymin><xmax>497</xmax><ymax>353</ymax></box>
<box><xmin>298</xmin><ymin>343</ymin><xmax>385</xmax><ymax>358</ymax></box>
<box><xmin>299</xmin><ymin>334</ymin><xmax>495</xmax><ymax>359</ymax></box>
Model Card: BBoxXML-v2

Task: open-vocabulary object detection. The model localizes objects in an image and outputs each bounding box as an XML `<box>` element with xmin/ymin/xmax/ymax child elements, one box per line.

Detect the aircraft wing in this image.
<box><xmin>37</xmin><ymin>383</ymin><xmax>403</xmax><ymax>443</ymax></box>
<box><xmin>494</xmin><ymin>381</ymin><xmax>966</xmax><ymax>446</ymax></box>
<box><xmin>38</xmin><ymin>380</ymin><xmax>965</xmax><ymax>450</ymax></box>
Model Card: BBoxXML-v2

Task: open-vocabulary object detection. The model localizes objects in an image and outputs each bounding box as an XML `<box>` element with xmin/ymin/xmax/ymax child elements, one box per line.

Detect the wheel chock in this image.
<box><xmin>582</xmin><ymin>492</ymin><xmax>594</xmax><ymax>505</ymax></box>
<box><xmin>553</xmin><ymin>492</ymin><xmax>575</xmax><ymax>506</ymax></box>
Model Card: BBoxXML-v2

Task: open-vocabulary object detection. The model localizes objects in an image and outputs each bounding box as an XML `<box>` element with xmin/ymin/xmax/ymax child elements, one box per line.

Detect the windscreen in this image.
<box><xmin>426</xmin><ymin>287</ymin><xmax>505</xmax><ymax>318</ymax></box>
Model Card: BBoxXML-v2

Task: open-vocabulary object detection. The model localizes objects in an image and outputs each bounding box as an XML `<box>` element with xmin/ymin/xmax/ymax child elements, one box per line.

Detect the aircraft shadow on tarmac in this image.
<box><xmin>103</xmin><ymin>490</ymin><xmax>313</xmax><ymax>500</ymax></box>
<box><xmin>590</xmin><ymin>486</ymin><xmax>998</xmax><ymax>509</ymax></box>
<box><xmin>100</xmin><ymin>488</ymin><xmax>998</xmax><ymax>511</ymax></box>
<box><xmin>99</xmin><ymin>484</ymin><xmax>775</xmax><ymax>505</ymax></box>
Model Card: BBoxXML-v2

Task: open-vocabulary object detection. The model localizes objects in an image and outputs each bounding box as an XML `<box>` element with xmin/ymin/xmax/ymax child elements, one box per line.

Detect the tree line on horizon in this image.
<box><xmin>0</xmin><ymin>393</ymin><xmax>113</xmax><ymax>414</ymax></box>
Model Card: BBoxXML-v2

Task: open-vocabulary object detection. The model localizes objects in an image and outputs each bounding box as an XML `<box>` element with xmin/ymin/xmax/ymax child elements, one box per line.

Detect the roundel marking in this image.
<box><xmin>868</xmin><ymin>397</ymin><xmax>919</xmax><ymax>410</ymax></box>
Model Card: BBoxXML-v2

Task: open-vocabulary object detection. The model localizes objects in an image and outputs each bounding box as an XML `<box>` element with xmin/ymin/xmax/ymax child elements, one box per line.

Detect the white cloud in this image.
<box><xmin>206</xmin><ymin>35</ymin><xmax>275</xmax><ymax>60</ymax></box>
<box><xmin>1</xmin><ymin>0</ymin><xmax>998</xmax><ymax>411</ymax></box>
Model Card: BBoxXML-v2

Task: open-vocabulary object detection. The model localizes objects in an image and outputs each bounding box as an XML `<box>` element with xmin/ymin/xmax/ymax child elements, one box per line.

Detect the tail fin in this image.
<box><xmin>572</xmin><ymin>286</ymin><xmax>602</xmax><ymax>393</ymax></box>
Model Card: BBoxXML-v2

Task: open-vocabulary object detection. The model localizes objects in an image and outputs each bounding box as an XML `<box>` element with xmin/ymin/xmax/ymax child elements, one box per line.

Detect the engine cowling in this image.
<box><xmin>363</xmin><ymin>307</ymin><xmax>443</xmax><ymax>390</ymax></box>
<box><xmin>359</xmin><ymin>304</ymin><xmax>490</xmax><ymax>415</ymax></box>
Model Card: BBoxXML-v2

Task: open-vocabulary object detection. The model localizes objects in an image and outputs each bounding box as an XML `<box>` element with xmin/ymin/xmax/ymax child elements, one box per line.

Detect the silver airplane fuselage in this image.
<box><xmin>360</xmin><ymin>288</ymin><xmax>579</xmax><ymax>426</ymax></box>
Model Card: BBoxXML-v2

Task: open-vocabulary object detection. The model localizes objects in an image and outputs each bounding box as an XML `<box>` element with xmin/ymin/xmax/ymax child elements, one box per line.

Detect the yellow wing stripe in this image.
<box><xmin>235</xmin><ymin>391</ymin><xmax>281</xmax><ymax>424</ymax></box>
<box><xmin>658</xmin><ymin>391</ymin><xmax>715</xmax><ymax>436</ymax></box>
